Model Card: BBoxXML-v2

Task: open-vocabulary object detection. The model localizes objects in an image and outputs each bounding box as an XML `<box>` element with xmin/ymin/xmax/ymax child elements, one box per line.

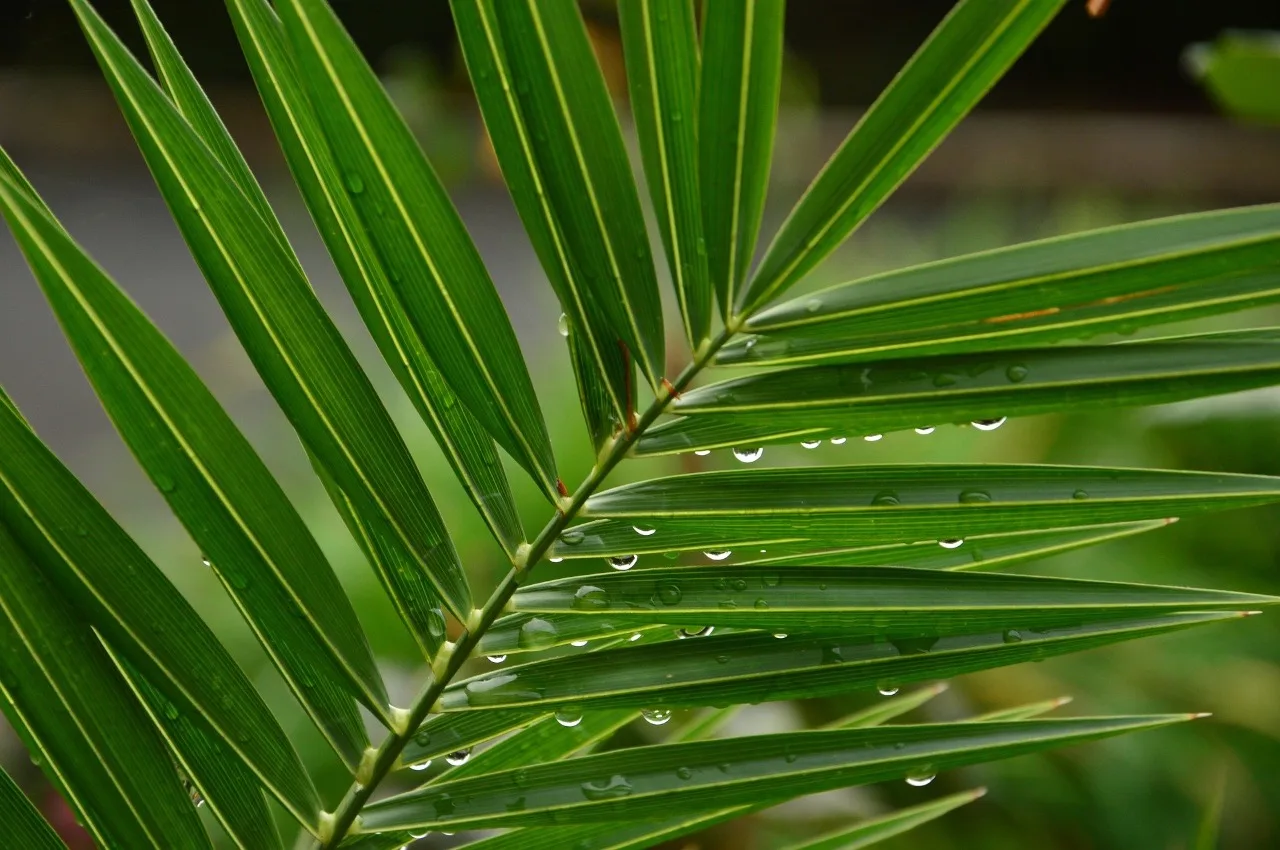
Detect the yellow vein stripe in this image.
<box><xmin>522</xmin><ymin>0</ymin><xmax>659</xmax><ymax>382</ymax></box>
<box><xmin>285</xmin><ymin>0</ymin><xmax>557</xmax><ymax>496</ymax></box>
<box><xmin>751</xmin><ymin>0</ymin><xmax>1034</xmax><ymax>309</ymax></box>
<box><xmin>639</xmin><ymin>0</ymin><xmax>693</xmax><ymax>344</ymax></box>
<box><xmin>469</xmin><ymin>0</ymin><xmax>627</xmax><ymax>425</ymax></box>
<box><xmin>231</xmin><ymin>0</ymin><xmax>517</xmax><ymax>555</ymax></box>
<box><xmin>725</xmin><ymin>0</ymin><xmax>756</xmax><ymax>310</ymax></box>
<box><xmin>73</xmin><ymin>8</ymin><xmax>464</xmax><ymax>620</ymax></box>
<box><xmin>0</xmin><ymin>179</ymin><xmax>389</xmax><ymax>724</ymax></box>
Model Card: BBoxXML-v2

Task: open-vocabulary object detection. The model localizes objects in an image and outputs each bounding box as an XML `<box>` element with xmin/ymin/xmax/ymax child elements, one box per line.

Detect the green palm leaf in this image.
<box><xmin>442</xmin><ymin>612</ymin><xmax>1237</xmax><ymax>714</ymax></box>
<box><xmin>272</xmin><ymin>0</ymin><xmax>558</xmax><ymax>499</ymax></box>
<box><xmin>0</xmin><ymin>767</ymin><xmax>67</xmax><ymax>850</ymax></box>
<box><xmin>361</xmin><ymin>716</ymin><xmax>1185</xmax><ymax>832</ymax></box>
<box><xmin>398</xmin><ymin>710</ymin><xmax>541</xmax><ymax>771</ymax></box>
<box><xmin>0</xmin><ymin>389</ymin><xmax>319</xmax><ymax>827</ymax></box>
<box><xmin>620</xmin><ymin>0</ymin><xmax>713</xmax><ymax>347</ymax></box>
<box><xmin>779</xmin><ymin>789</ymin><xmax>987</xmax><ymax>850</ymax></box>
<box><xmin>700</xmin><ymin>0</ymin><xmax>785</xmax><ymax>317</ymax></box>
<box><xmin>67</xmin><ymin>0</ymin><xmax>473</xmax><ymax>619</ymax></box>
<box><xmin>0</xmin><ymin>522</ymin><xmax>210</xmax><ymax>849</ymax></box>
<box><xmin>742</xmin><ymin>0</ymin><xmax>1066</xmax><ymax>312</ymax></box>
<box><xmin>727</xmin><ymin>205</ymin><xmax>1280</xmax><ymax>367</ymax></box>
<box><xmin>223</xmin><ymin>0</ymin><xmax>525</xmax><ymax>558</ymax></box>
<box><xmin>488</xmin><ymin>0</ymin><xmax>666</xmax><ymax>387</ymax></box>
<box><xmin>0</xmin><ymin>159</ymin><xmax>383</xmax><ymax>763</ymax></box>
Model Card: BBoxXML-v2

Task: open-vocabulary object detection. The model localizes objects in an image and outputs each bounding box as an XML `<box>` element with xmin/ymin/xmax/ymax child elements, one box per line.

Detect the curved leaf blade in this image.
<box><xmin>743</xmin><ymin>0</ymin><xmax>1066</xmax><ymax>312</ymax></box>
<box><xmin>490</xmin><ymin>0</ymin><xmax>667</xmax><ymax>385</ymax></box>
<box><xmin>511</xmin><ymin>564</ymin><xmax>1273</xmax><ymax>636</ymax></box>
<box><xmin>0</xmin><ymin>522</ymin><xmax>211</xmax><ymax>850</ymax></box>
<box><xmin>0</xmin><ymin>160</ymin><xmax>381</xmax><ymax>762</ymax></box>
<box><xmin>440</xmin><ymin>612</ymin><xmax>1238</xmax><ymax>714</ymax></box>
<box><xmin>620</xmin><ymin>0</ymin><xmax>712</xmax><ymax>346</ymax></box>
<box><xmin>700</xmin><ymin>0</ymin><xmax>785</xmax><ymax>317</ymax></box>
<box><xmin>0</xmin><ymin>767</ymin><xmax>66</xmax><ymax>850</ymax></box>
<box><xmin>67</xmin><ymin>0</ymin><xmax>473</xmax><ymax>618</ymax></box>
<box><xmin>729</xmin><ymin>205</ymin><xmax>1280</xmax><ymax>367</ymax></box>
<box><xmin>362</xmin><ymin>716</ymin><xmax>1186</xmax><ymax>832</ymax></box>
<box><xmin>274</xmin><ymin>0</ymin><xmax>558</xmax><ymax>498</ymax></box>
<box><xmin>0</xmin><ymin>390</ymin><xmax>320</xmax><ymax>827</ymax></box>
<box><xmin>972</xmin><ymin>695</ymin><xmax>1073</xmax><ymax>722</ymax></box>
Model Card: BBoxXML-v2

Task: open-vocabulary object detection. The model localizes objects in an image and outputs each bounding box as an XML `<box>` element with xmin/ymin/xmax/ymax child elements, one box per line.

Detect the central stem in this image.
<box><xmin>319</xmin><ymin>320</ymin><xmax>741</xmax><ymax>847</ymax></box>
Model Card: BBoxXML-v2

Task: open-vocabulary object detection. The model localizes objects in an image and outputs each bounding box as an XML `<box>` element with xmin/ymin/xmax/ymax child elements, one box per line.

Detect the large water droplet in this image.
<box><xmin>677</xmin><ymin>626</ymin><xmax>713</xmax><ymax>639</ymax></box>
<box><xmin>694</xmin><ymin>449</ymin><xmax>711</xmax><ymax>456</ymax></box>
<box><xmin>958</xmin><ymin>488</ymin><xmax>992</xmax><ymax>504</ymax></box>
<box><xmin>1006</xmin><ymin>364</ymin><xmax>1029</xmax><ymax>383</ymax></box>
<box><xmin>561</xmin><ymin>529</ymin><xmax>586</xmax><ymax>545</ymax></box>
<box><xmin>906</xmin><ymin>769</ymin><xmax>936</xmax><ymax>787</ymax></box>
<box><xmin>549</xmin><ymin>556</ymin><xmax>564</xmax><ymax>563</ymax></box>
<box><xmin>971</xmin><ymin>417</ymin><xmax>1007</xmax><ymax>431</ymax></box>
<box><xmin>800</xmin><ymin>439</ymin><xmax>822</xmax><ymax>449</ymax></box>
<box><xmin>486</xmin><ymin>655</ymin><xmax>506</xmax><ymax>664</ymax></box>
<box><xmin>517</xmin><ymin>617</ymin><xmax>558</xmax><ymax>650</ymax></box>
<box><xmin>733</xmin><ymin>447</ymin><xmax>764</xmax><ymax>463</ymax></box>
<box><xmin>445</xmin><ymin>749</ymin><xmax>472</xmax><ymax>766</ymax></box>
<box><xmin>938</xmin><ymin>538</ymin><xmax>964</xmax><ymax>549</ymax></box>
<box><xmin>633</xmin><ymin>525</ymin><xmax>656</xmax><ymax>536</ymax></box>
<box><xmin>609</xmin><ymin>554</ymin><xmax>638</xmax><ymax>571</ymax></box>
<box><xmin>877</xmin><ymin>682</ymin><xmax>900</xmax><ymax>696</ymax></box>
<box><xmin>571</xmin><ymin>639</ymin><xmax>589</xmax><ymax>647</ymax></box>
<box><xmin>629</xmin><ymin>632</ymin><xmax>643</xmax><ymax>641</ymax></box>
<box><xmin>915</xmin><ymin>426</ymin><xmax>936</xmax><ymax>435</ymax></box>
<box><xmin>676</xmin><ymin>766</ymin><xmax>693</xmax><ymax>780</ymax></box>
<box><xmin>555</xmin><ymin>707</ymin><xmax>584</xmax><ymax>727</ymax></box>
<box><xmin>658</xmin><ymin>583</ymin><xmax>682</xmax><ymax>605</ymax></box>
<box><xmin>1072</xmin><ymin>489</ymin><xmax>1089</xmax><ymax>500</ymax></box>
<box><xmin>704</xmin><ymin>550</ymin><xmax>732</xmax><ymax>561</ymax></box>
<box><xmin>864</xmin><ymin>434</ymin><xmax>883</xmax><ymax>442</ymax></box>
<box><xmin>409</xmin><ymin>759</ymin><xmax>432</xmax><ymax>771</ymax></box>
<box><xmin>581</xmin><ymin>774</ymin><xmax>633</xmax><ymax>801</ymax></box>
<box><xmin>871</xmin><ymin>489</ymin><xmax>900</xmax><ymax>507</ymax></box>
<box><xmin>830</xmin><ymin>436</ymin><xmax>847</xmax><ymax>445</ymax></box>
<box><xmin>641</xmin><ymin>708</ymin><xmax>673</xmax><ymax>725</ymax></box>
<box><xmin>1003</xmin><ymin>628</ymin><xmax>1023</xmax><ymax>644</ymax></box>
<box><xmin>557</xmin><ymin>312</ymin><xmax>569</xmax><ymax>337</ymax></box>
<box><xmin>409</xmin><ymin>829</ymin><xmax>431</xmax><ymax>839</ymax></box>
<box><xmin>573</xmin><ymin>585</ymin><xmax>609</xmax><ymax>611</ymax></box>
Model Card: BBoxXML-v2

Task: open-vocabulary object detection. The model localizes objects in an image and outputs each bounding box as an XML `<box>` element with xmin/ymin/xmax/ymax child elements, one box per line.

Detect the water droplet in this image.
<box><xmin>549</xmin><ymin>556</ymin><xmax>564</xmax><ymax>563</ymax></box>
<box><xmin>871</xmin><ymin>489</ymin><xmax>900</xmax><ymax>507</ymax></box>
<box><xmin>805</xmin><ymin>298</ymin><xmax>822</xmax><ymax>313</ymax></box>
<box><xmin>830</xmin><ymin>436</ymin><xmax>847</xmax><ymax>445</ymax></box>
<box><xmin>932</xmin><ymin>372</ymin><xmax>958</xmax><ymax>388</ymax></box>
<box><xmin>426</xmin><ymin>609</ymin><xmax>447</xmax><ymax>638</ymax></box>
<box><xmin>800</xmin><ymin>439</ymin><xmax>822</xmax><ymax>449</ymax></box>
<box><xmin>677</xmin><ymin>626</ymin><xmax>713</xmax><ymax>639</ymax></box>
<box><xmin>555</xmin><ymin>707</ymin><xmax>584</xmax><ymax>727</ymax></box>
<box><xmin>557</xmin><ymin>312</ymin><xmax>570</xmax><ymax>337</ymax></box>
<box><xmin>733</xmin><ymin>447</ymin><xmax>764</xmax><ymax>463</ymax></box>
<box><xmin>183</xmin><ymin>778</ymin><xmax>204</xmax><ymax>808</ymax></box>
<box><xmin>1072</xmin><ymin>489</ymin><xmax>1089</xmax><ymax>500</ymax></box>
<box><xmin>1003</xmin><ymin>628</ymin><xmax>1023</xmax><ymax>644</ymax></box>
<box><xmin>572</xmin><ymin>640</ymin><xmax>591</xmax><ymax>648</ymax></box>
<box><xmin>344</xmin><ymin>173</ymin><xmax>365</xmax><ymax>194</ymax></box>
<box><xmin>609</xmin><ymin>554</ymin><xmax>638</xmax><ymax>571</ymax></box>
<box><xmin>154</xmin><ymin>473</ymin><xmax>177</xmax><ymax>493</ymax></box>
<box><xmin>971</xmin><ymin>417</ymin><xmax>1007</xmax><ymax>431</ymax></box>
<box><xmin>938</xmin><ymin>538</ymin><xmax>964</xmax><ymax>549</ymax></box>
<box><xmin>676</xmin><ymin>766</ymin><xmax>693</xmax><ymax>780</ymax></box>
<box><xmin>629</xmin><ymin>632</ymin><xmax>643</xmax><ymax>641</ymax></box>
<box><xmin>200</xmin><ymin>555</ymin><xmax>211</xmax><ymax>568</ymax></box>
<box><xmin>864</xmin><ymin>434</ymin><xmax>883</xmax><ymax>442</ymax></box>
<box><xmin>409</xmin><ymin>829</ymin><xmax>431</xmax><ymax>839</ymax></box>
<box><xmin>561</xmin><ymin>529</ymin><xmax>586</xmax><ymax>545</ymax></box>
<box><xmin>581</xmin><ymin>774</ymin><xmax>633</xmax><ymax>801</ymax></box>
<box><xmin>633</xmin><ymin>525</ymin><xmax>656</xmax><ymax>536</ymax></box>
<box><xmin>517</xmin><ymin>617</ymin><xmax>558</xmax><ymax>650</ymax></box>
<box><xmin>1006</xmin><ymin>364</ymin><xmax>1029</xmax><ymax>383</ymax></box>
<box><xmin>445</xmin><ymin>749</ymin><xmax>472</xmax><ymax>766</ymax></box>
<box><xmin>658</xmin><ymin>583</ymin><xmax>682</xmax><ymax>605</ymax></box>
<box><xmin>486</xmin><ymin>655</ymin><xmax>506</xmax><ymax>664</ymax></box>
<box><xmin>877</xmin><ymin>682</ymin><xmax>900</xmax><ymax>696</ymax></box>
<box><xmin>572</xmin><ymin>585</ymin><xmax>608</xmax><ymax>610</ymax></box>
<box><xmin>694</xmin><ymin>449</ymin><xmax>711</xmax><ymax>456</ymax></box>
<box><xmin>915</xmin><ymin>426</ymin><xmax>936</xmax><ymax>435</ymax></box>
<box><xmin>773</xmin><ymin>633</ymin><xmax>788</xmax><ymax>639</ymax></box>
<box><xmin>958</xmin><ymin>489</ymin><xmax>992</xmax><ymax>504</ymax></box>
<box><xmin>704</xmin><ymin>550</ymin><xmax>732</xmax><ymax>561</ymax></box>
<box><xmin>906</xmin><ymin>770</ymin><xmax>936</xmax><ymax>787</ymax></box>
<box><xmin>641</xmin><ymin>708</ymin><xmax>672</xmax><ymax>725</ymax></box>
<box><xmin>664</xmin><ymin>551</ymin><xmax>680</xmax><ymax>560</ymax></box>
<box><xmin>409</xmin><ymin>759</ymin><xmax>432</xmax><ymax>771</ymax></box>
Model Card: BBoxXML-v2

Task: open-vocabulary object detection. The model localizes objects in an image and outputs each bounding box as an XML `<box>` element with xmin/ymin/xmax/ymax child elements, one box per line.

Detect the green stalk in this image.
<box><xmin>318</xmin><ymin>320</ymin><xmax>743</xmax><ymax>848</ymax></box>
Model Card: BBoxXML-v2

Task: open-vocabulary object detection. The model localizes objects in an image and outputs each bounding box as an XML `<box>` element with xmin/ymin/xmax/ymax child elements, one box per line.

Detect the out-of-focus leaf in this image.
<box><xmin>743</xmin><ymin>0</ymin><xmax>1066</xmax><ymax>312</ymax></box>
<box><xmin>0</xmin><ymin>389</ymin><xmax>319</xmax><ymax>827</ymax></box>
<box><xmin>700</xmin><ymin>0</ymin><xmax>785</xmax><ymax>317</ymax></box>
<box><xmin>728</xmin><ymin>205</ymin><xmax>1280</xmax><ymax>367</ymax></box>
<box><xmin>0</xmin><ymin>767</ymin><xmax>65</xmax><ymax>850</ymax></box>
<box><xmin>1185</xmin><ymin>31</ymin><xmax>1280</xmax><ymax>125</ymax></box>
<box><xmin>0</xmin><ymin>522</ymin><xmax>211</xmax><ymax>849</ymax></box>
<box><xmin>451</xmin><ymin>0</ymin><xmax>632</xmax><ymax>437</ymax></box>
<box><xmin>440</xmin><ymin>613</ymin><xmax>1238</xmax><ymax>714</ymax></box>
<box><xmin>832</xmin><ymin>684</ymin><xmax>950</xmax><ymax>730</ymax></box>
<box><xmin>489</xmin><ymin>0</ymin><xmax>666</xmax><ymax>386</ymax></box>
<box><xmin>510</xmin><ymin>564</ymin><xmax>1271</xmax><ymax>634</ymax></box>
<box><xmin>620</xmin><ymin>0</ymin><xmax>712</xmax><ymax>346</ymax></box>
<box><xmin>778</xmin><ymin>788</ymin><xmax>987</xmax><ymax>850</ymax></box>
<box><xmin>226</xmin><ymin>0</ymin><xmax>526</xmax><ymax>557</ymax></box>
<box><xmin>361</xmin><ymin>716</ymin><xmax>1186</xmax><ymax>832</ymax></box>
<box><xmin>68</xmin><ymin>0</ymin><xmax>473</xmax><ymax>619</ymax></box>
<box><xmin>972</xmin><ymin>696</ymin><xmax>1072</xmax><ymax>722</ymax></box>
<box><xmin>0</xmin><ymin>157</ymin><xmax>381</xmax><ymax>765</ymax></box>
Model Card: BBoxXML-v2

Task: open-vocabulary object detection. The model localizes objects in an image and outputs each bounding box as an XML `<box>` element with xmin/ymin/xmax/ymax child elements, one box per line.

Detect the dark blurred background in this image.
<box><xmin>2</xmin><ymin>1</ymin><xmax>1280</xmax><ymax>849</ymax></box>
